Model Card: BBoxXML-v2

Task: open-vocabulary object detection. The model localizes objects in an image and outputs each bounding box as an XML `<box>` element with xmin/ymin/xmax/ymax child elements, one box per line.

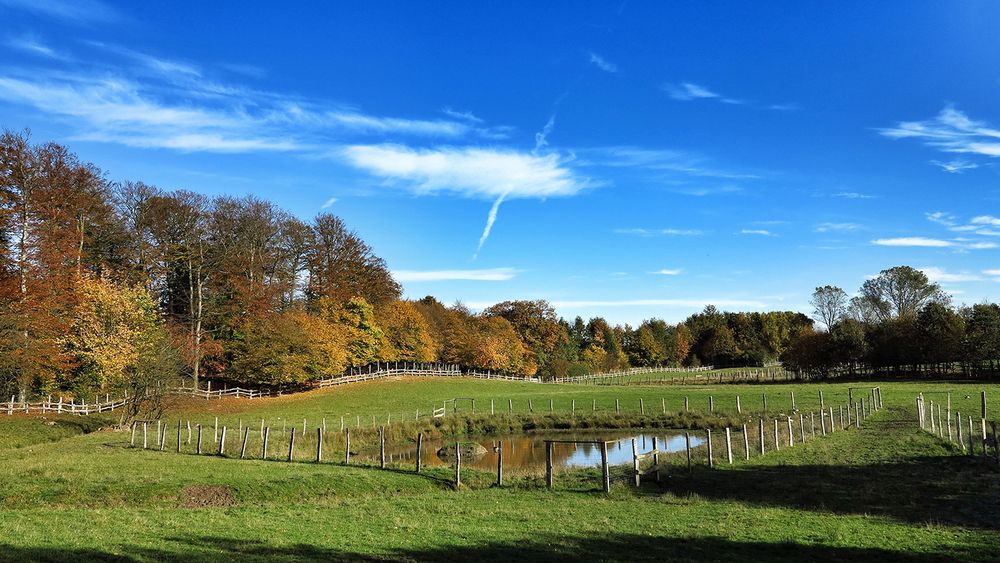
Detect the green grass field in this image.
<box><xmin>1</xmin><ymin>378</ymin><xmax>998</xmax><ymax>561</ymax></box>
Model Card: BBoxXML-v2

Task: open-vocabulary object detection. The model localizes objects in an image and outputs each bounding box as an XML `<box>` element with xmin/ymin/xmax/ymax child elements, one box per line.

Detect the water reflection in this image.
<box><xmin>364</xmin><ymin>431</ymin><xmax>705</xmax><ymax>472</ymax></box>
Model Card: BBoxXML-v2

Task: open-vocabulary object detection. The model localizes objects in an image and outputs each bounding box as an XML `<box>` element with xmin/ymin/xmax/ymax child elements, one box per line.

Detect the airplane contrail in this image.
<box><xmin>473</xmin><ymin>115</ymin><xmax>556</xmax><ymax>259</ymax></box>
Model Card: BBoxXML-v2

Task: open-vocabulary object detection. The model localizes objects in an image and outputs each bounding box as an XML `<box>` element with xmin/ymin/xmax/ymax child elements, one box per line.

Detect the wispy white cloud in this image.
<box><xmin>663</xmin><ymin>82</ymin><xmax>730</xmax><ymax>102</ymax></box>
<box><xmin>585</xmin><ymin>146</ymin><xmax>760</xmax><ymax>180</ymax></box>
<box><xmin>392</xmin><ymin>268</ymin><xmax>518</xmax><ymax>282</ymax></box>
<box><xmin>871</xmin><ymin>237</ymin><xmax>997</xmax><ymax>250</ymax></box>
<box><xmin>587</xmin><ymin>52</ymin><xmax>618</xmax><ymax>73</ymax></box>
<box><xmin>614</xmin><ymin>228</ymin><xmax>703</xmax><ymax>237</ymax></box>
<box><xmin>925</xmin><ymin>212</ymin><xmax>1000</xmax><ymax>237</ymax></box>
<box><xmin>321</xmin><ymin>197</ymin><xmax>338</xmax><ymax>209</ymax></box>
<box><xmin>831</xmin><ymin>191</ymin><xmax>876</xmax><ymax>200</ymax></box>
<box><xmin>0</xmin><ymin>0</ymin><xmax>120</xmax><ymax>24</ymax></box>
<box><xmin>814</xmin><ymin>222</ymin><xmax>861</xmax><ymax>233</ymax></box>
<box><xmin>982</xmin><ymin>269</ymin><xmax>1000</xmax><ymax>277</ymax></box>
<box><xmin>4</xmin><ymin>34</ymin><xmax>62</xmax><ymax>59</ymax></box>
<box><xmin>651</xmin><ymin>268</ymin><xmax>683</xmax><ymax>275</ymax></box>
<box><xmin>0</xmin><ymin>61</ymin><xmax>509</xmax><ymax>153</ymax></box>
<box><xmin>880</xmin><ymin>105</ymin><xmax>1000</xmax><ymax>159</ymax></box>
<box><xmin>340</xmin><ymin>144</ymin><xmax>586</xmax><ymax>200</ymax></box>
<box><xmin>919</xmin><ymin>267</ymin><xmax>982</xmax><ymax>283</ymax></box>
<box><xmin>872</xmin><ymin>237</ymin><xmax>954</xmax><ymax>248</ymax></box>
<box><xmin>740</xmin><ymin>229</ymin><xmax>774</xmax><ymax>236</ymax></box>
<box><xmin>441</xmin><ymin>107</ymin><xmax>483</xmax><ymax>123</ymax></box>
<box><xmin>662</xmin><ymin>82</ymin><xmax>792</xmax><ymax>110</ymax></box>
<box><xmin>930</xmin><ymin>159</ymin><xmax>978</xmax><ymax>173</ymax></box>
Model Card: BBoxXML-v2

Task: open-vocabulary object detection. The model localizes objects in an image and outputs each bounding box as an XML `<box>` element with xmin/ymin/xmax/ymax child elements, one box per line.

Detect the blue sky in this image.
<box><xmin>3</xmin><ymin>1</ymin><xmax>1000</xmax><ymax>325</ymax></box>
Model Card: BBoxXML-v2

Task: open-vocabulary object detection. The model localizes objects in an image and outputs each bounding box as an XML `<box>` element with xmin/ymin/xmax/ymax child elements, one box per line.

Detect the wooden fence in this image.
<box><xmin>916</xmin><ymin>390</ymin><xmax>999</xmax><ymax>462</ymax></box>
<box><xmin>129</xmin><ymin>385</ymin><xmax>884</xmax><ymax>494</ymax></box>
<box><xmin>5</xmin><ymin>394</ymin><xmax>131</xmax><ymax>415</ymax></box>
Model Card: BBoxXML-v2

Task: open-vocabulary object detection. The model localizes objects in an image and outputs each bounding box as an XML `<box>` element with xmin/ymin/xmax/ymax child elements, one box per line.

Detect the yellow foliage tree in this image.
<box><xmin>67</xmin><ymin>276</ymin><xmax>162</xmax><ymax>390</ymax></box>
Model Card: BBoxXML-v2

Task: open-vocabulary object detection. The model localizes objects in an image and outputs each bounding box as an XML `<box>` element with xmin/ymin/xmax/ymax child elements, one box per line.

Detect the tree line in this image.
<box><xmin>783</xmin><ymin>265</ymin><xmax>1000</xmax><ymax>378</ymax></box>
<box><xmin>2</xmin><ymin>131</ymin><xmax>918</xmax><ymax>401</ymax></box>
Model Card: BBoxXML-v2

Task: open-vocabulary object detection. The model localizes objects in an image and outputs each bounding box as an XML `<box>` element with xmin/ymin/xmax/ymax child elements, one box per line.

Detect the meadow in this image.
<box><xmin>1</xmin><ymin>377</ymin><xmax>998</xmax><ymax>562</ymax></box>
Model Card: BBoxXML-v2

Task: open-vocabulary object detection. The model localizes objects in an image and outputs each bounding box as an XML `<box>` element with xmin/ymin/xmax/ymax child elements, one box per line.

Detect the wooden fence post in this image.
<box><xmin>957</xmin><ymin>412</ymin><xmax>965</xmax><ymax>452</ymax></box>
<box><xmin>799</xmin><ymin>413</ymin><xmax>805</xmax><ymax>443</ymax></box>
<box><xmin>725</xmin><ymin>428</ymin><xmax>733</xmax><ymax>464</ymax></box>
<box><xmin>820</xmin><ymin>411</ymin><xmax>827</xmax><ymax>436</ymax></box>
<box><xmin>652</xmin><ymin>436</ymin><xmax>660</xmax><ymax>482</ymax></box>
<box><xmin>380</xmin><ymin>427</ymin><xmax>386</xmax><ymax>469</ymax></box>
<box><xmin>615</xmin><ymin>398</ymin><xmax>620</xmax><ymax>414</ymax></box>
<box><xmin>742</xmin><ymin>424</ymin><xmax>750</xmax><ymax>460</ymax></box>
<box><xmin>982</xmin><ymin>418</ymin><xmax>988</xmax><ymax>457</ymax></box>
<box><xmin>706</xmin><ymin>429</ymin><xmax>714</xmax><ymax>468</ymax></box>
<box><xmin>345</xmin><ymin>429</ymin><xmax>351</xmax><ymax>465</ymax></box>
<box><xmin>640</xmin><ymin>398</ymin><xmax>645</xmax><ymax>415</ymax></box>
<box><xmin>262</xmin><ymin>427</ymin><xmax>269</xmax><ymax>459</ymax></box>
<box><xmin>317</xmin><ymin>428</ymin><xmax>323</xmax><ymax>463</ymax></box>
<box><xmin>491</xmin><ymin>399</ymin><xmax>494</xmax><ymax>415</ymax></box>
<box><xmin>241</xmin><ymin>427</ymin><xmax>250</xmax><ymax>459</ymax></box>
<box><xmin>736</xmin><ymin>395</ymin><xmax>741</xmax><ymax>414</ymax></box>
<box><xmin>684</xmin><ymin>396</ymin><xmax>689</xmax><ymax>412</ymax></box>
<box><xmin>455</xmin><ymin>442</ymin><xmax>461</xmax><ymax>490</ymax></box>
<box><xmin>855</xmin><ymin>403</ymin><xmax>861</xmax><ymax>428</ymax></box>
<box><xmin>787</xmin><ymin>417</ymin><xmax>794</xmax><ymax>446</ymax></box>
<box><xmin>790</xmin><ymin>391</ymin><xmax>795</xmax><ymax>410</ymax></box>
<box><xmin>601</xmin><ymin>441</ymin><xmax>611</xmax><ymax>491</ymax></box>
<box><xmin>219</xmin><ymin>426</ymin><xmax>227</xmax><ymax>456</ymax></box>
<box><xmin>632</xmin><ymin>438</ymin><xmax>640</xmax><ymax>485</ymax></box>
<box><xmin>709</xmin><ymin>396</ymin><xmax>714</xmax><ymax>412</ymax></box>
<box><xmin>662</xmin><ymin>398</ymin><xmax>666</xmax><ymax>414</ymax></box>
<box><xmin>811</xmin><ymin>412</ymin><xmax>816</xmax><ymax>437</ymax></box>
<box><xmin>187</xmin><ymin>421</ymin><xmax>192</xmax><ymax>445</ymax></box>
<box><xmin>547</xmin><ymin>441</ymin><xmax>555</xmax><ymax>488</ymax></box>
<box><xmin>197</xmin><ymin>424</ymin><xmax>203</xmax><ymax>455</ymax></box>
<box><xmin>143</xmin><ymin>422</ymin><xmax>148</xmax><ymax>449</ymax></box>
<box><xmin>773</xmin><ymin>419</ymin><xmax>780</xmax><ymax>451</ymax></box>
<box><xmin>287</xmin><ymin>427</ymin><xmax>296</xmax><ymax>462</ymax></box>
<box><xmin>508</xmin><ymin>398</ymin><xmax>513</xmax><ymax>413</ymax></box>
<box><xmin>176</xmin><ymin>420</ymin><xmax>182</xmax><ymax>453</ymax></box>
<box><xmin>758</xmin><ymin>419</ymin><xmax>765</xmax><ymax>454</ymax></box>
<box><xmin>214</xmin><ymin>416</ymin><xmax>218</xmax><ymax>444</ymax></box>
<box><xmin>160</xmin><ymin>424</ymin><xmax>167</xmax><ymax>451</ymax></box>
<box><xmin>496</xmin><ymin>440</ymin><xmax>503</xmax><ymax>486</ymax></box>
<box><xmin>416</xmin><ymin>432</ymin><xmax>423</xmax><ymax>473</ymax></box>
<box><xmin>762</xmin><ymin>393</ymin><xmax>767</xmax><ymax>412</ymax></box>
<box><xmin>685</xmin><ymin>433</ymin><xmax>692</xmax><ymax>473</ymax></box>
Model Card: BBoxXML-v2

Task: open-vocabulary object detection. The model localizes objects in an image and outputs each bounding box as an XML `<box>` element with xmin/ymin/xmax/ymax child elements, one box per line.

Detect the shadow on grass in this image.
<box><xmin>0</xmin><ymin>531</ymin><xmax>993</xmax><ymax>562</ymax></box>
<box><xmin>658</xmin><ymin>455</ymin><xmax>1000</xmax><ymax>530</ymax></box>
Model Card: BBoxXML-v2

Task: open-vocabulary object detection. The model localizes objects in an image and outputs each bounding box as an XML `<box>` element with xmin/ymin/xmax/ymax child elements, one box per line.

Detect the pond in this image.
<box><xmin>361</xmin><ymin>431</ymin><xmax>705</xmax><ymax>473</ymax></box>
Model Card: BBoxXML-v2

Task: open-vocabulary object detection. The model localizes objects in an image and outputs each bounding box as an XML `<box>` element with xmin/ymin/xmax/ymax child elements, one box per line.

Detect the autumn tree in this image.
<box><xmin>483</xmin><ymin>300</ymin><xmax>568</xmax><ymax>377</ymax></box>
<box><xmin>307</xmin><ymin>213</ymin><xmax>400</xmax><ymax>307</ymax></box>
<box><xmin>377</xmin><ymin>300</ymin><xmax>436</xmax><ymax>363</ymax></box>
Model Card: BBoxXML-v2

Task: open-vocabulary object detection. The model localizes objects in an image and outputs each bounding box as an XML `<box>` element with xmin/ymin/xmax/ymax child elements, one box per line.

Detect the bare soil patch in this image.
<box><xmin>179</xmin><ymin>485</ymin><xmax>236</xmax><ymax>508</ymax></box>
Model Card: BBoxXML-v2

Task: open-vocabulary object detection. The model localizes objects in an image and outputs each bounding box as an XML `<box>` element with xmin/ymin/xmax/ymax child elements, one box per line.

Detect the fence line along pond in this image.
<box><xmin>355</xmin><ymin>431</ymin><xmax>705</xmax><ymax>473</ymax></box>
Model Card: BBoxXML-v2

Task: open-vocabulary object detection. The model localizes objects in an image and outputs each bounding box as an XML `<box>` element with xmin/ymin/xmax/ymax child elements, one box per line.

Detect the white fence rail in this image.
<box><xmin>6</xmin><ymin>394</ymin><xmax>131</xmax><ymax>416</ymax></box>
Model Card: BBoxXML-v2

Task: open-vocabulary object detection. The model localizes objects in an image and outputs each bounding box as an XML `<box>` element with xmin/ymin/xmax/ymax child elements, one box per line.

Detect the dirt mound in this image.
<box><xmin>179</xmin><ymin>485</ymin><xmax>236</xmax><ymax>508</ymax></box>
